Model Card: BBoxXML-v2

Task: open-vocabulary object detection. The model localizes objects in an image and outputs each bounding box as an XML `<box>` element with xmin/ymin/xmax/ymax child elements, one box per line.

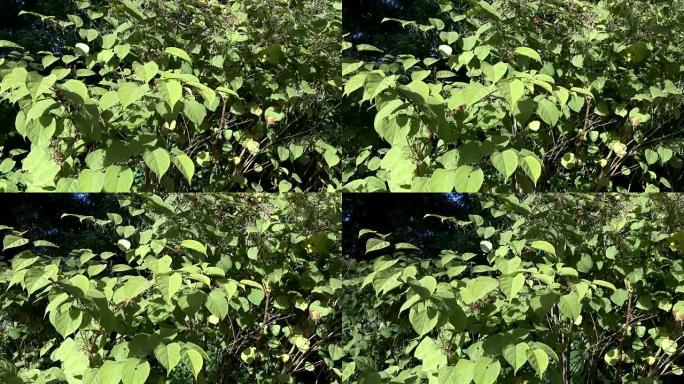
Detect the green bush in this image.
<box><xmin>343</xmin><ymin>0</ymin><xmax>684</xmax><ymax>192</ymax></box>
<box><xmin>0</xmin><ymin>193</ymin><xmax>342</xmax><ymax>383</ymax></box>
<box><xmin>0</xmin><ymin>0</ymin><xmax>341</xmax><ymax>192</ymax></box>
<box><xmin>338</xmin><ymin>194</ymin><xmax>684</xmax><ymax>383</ymax></box>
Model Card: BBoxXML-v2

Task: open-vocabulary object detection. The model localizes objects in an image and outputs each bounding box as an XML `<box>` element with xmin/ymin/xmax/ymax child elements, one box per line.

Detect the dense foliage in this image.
<box><xmin>343</xmin><ymin>0</ymin><xmax>684</xmax><ymax>192</ymax></box>
<box><xmin>0</xmin><ymin>0</ymin><xmax>341</xmax><ymax>192</ymax></box>
<box><xmin>339</xmin><ymin>194</ymin><xmax>684</xmax><ymax>383</ymax></box>
<box><xmin>0</xmin><ymin>193</ymin><xmax>342</xmax><ymax>383</ymax></box>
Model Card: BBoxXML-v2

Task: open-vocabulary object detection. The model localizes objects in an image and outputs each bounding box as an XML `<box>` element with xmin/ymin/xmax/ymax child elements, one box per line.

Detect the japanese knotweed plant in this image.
<box><xmin>0</xmin><ymin>0</ymin><xmax>342</xmax><ymax>192</ymax></box>
<box><xmin>0</xmin><ymin>193</ymin><xmax>343</xmax><ymax>383</ymax></box>
<box><xmin>339</xmin><ymin>194</ymin><xmax>684</xmax><ymax>383</ymax></box>
<box><xmin>342</xmin><ymin>0</ymin><xmax>684</xmax><ymax>192</ymax></box>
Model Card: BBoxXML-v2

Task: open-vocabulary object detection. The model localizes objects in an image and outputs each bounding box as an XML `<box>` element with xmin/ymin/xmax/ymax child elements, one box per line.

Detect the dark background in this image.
<box><xmin>0</xmin><ymin>0</ymin><xmax>77</xmax><ymax>52</ymax></box>
<box><xmin>342</xmin><ymin>193</ymin><xmax>485</xmax><ymax>260</ymax></box>
<box><xmin>0</xmin><ymin>194</ymin><xmax>120</xmax><ymax>261</ymax></box>
<box><xmin>343</xmin><ymin>0</ymin><xmax>443</xmax><ymax>57</ymax></box>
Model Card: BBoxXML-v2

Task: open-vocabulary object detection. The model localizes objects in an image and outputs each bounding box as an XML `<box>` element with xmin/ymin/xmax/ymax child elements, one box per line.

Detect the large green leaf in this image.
<box><xmin>3</xmin><ymin>234</ymin><xmax>29</xmax><ymax>251</ymax></box>
<box><xmin>117</xmin><ymin>82</ymin><xmax>148</xmax><ymax>108</ymax></box>
<box><xmin>205</xmin><ymin>289</ymin><xmax>229</xmax><ymax>320</ymax></box>
<box><xmin>502</xmin><ymin>342</ymin><xmax>529</xmax><ymax>374</ymax></box>
<box><xmin>490</xmin><ymin>150</ymin><xmax>518</xmax><ymax>181</ymax></box>
<box><xmin>112</xmin><ymin>276</ymin><xmax>152</xmax><ymax>304</ymax></box>
<box><xmin>121</xmin><ymin>359</ymin><xmax>150</xmax><ymax>384</ymax></box>
<box><xmin>515</xmin><ymin>47</ymin><xmax>542</xmax><ymax>63</ymax></box>
<box><xmin>154</xmin><ymin>342</ymin><xmax>182</xmax><ymax>374</ymax></box>
<box><xmin>182</xmin><ymin>349</ymin><xmax>203</xmax><ymax>380</ymax></box>
<box><xmin>438</xmin><ymin>359</ymin><xmax>475</xmax><ymax>384</ymax></box>
<box><xmin>182</xmin><ymin>100</ymin><xmax>207</xmax><ymax>126</ymax></box>
<box><xmin>537</xmin><ymin>99</ymin><xmax>560</xmax><ymax>126</ymax></box>
<box><xmin>499</xmin><ymin>274</ymin><xmax>525</xmax><ymax>301</ymax></box>
<box><xmin>527</xmin><ymin>348</ymin><xmax>549</xmax><ymax>377</ymax></box>
<box><xmin>453</xmin><ymin>166</ymin><xmax>484</xmax><ymax>193</ymax></box>
<box><xmin>180</xmin><ymin>239</ymin><xmax>207</xmax><ymax>255</ymax></box>
<box><xmin>473</xmin><ymin>357</ymin><xmax>501</xmax><ymax>384</ymax></box>
<box><xmin>558</xmin><ymin>292</ymin><xmax>581</xmax><ymax>321</ymax></box>
<box><xmin>157</xmin><ymin>273</ymin><xmax>182</xmax><ymax>302</ymax></box>
<box><xmin>171</xmin><ymin>150</ymin><xmax>195</xmax><ymax>184</ymax></box>
<box><xmin>49</xmin><ymin>306</ymin><xmax>83</xmax><ymax>338</ymax></box>
<box><xmin>165</xmin><ymin>47</ymin><xmax>192</xmax><ymax>63</ymax></box>
<box><xmin>460</xmin><ymin>277</ymin><xmax>498</xmax><ymax>304</ymax></box>
<box><xmin>143</xmin><ymin>148</ymin><xmax>171</xmax><ymax>179</ymax></box>
<box><xmin>409</xmin><ymin>304</ymin><xmax>439</xmax><ymax>336</ymax></box>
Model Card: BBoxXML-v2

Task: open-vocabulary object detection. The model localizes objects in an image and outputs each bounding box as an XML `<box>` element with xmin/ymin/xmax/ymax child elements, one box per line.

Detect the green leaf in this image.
<box><xmin>490</xmin><ymin>150</ymin><xmax>518</xmax><ymax>181</ymax></box>
<box><xmin>182</xmin><ymin>100</ymin><xmax>207</xmax><ymax>126</ymax></box>
<box><xmin>593</xmin><ymin>279</ymin><xmax>617</xmax><ymax>291</ymax></box>
<box><xmin>537</xmin><ymin>99</ymin><xmax>560</xmax><ymax>126</ymax></box>
<box><xmin>506</xmin><ymin>79</ymin><xmax>525</xmax><ymax>107</ymax></box>
<box><xmin>323</xmin><ymin>149</ymin><xmax>340</xmax><ymax>167</ymax></box>
<box><xmin>604</xmin><ymin>348</ymin><xmax>620</xmax><ymax>366</ymax></box>
<box><xmin>112</xmin><ymin>276</ymin><xmax>151</xmax><ymax>304</ymax></box>
<box><xmin>477</xmin><ymin>0</ymin><xmax>502</xmax><ymax>20</ymax></box>
<box><xmin>75</xmin><ymin>43</ymin><xmax>90</xmax><ymax>55</ymax></box>
<box><xmin>182</xmin><ymin>349</ymin><xmax>203</xmax><ymax>380</ymax></box>
<box><xmin>165</xmin><ymin>47</ymin><xmax>192</xmax><ymax>63</ymax></box>
<box><xmin>99</xmin><ymin>91</ymin><xmax>119</xmax><ymax>111</ymax></box>
<box><xmin>409</xmin><ymin>304</ymin><xmax>439</xmax><ymax>336</ymax></box>
<box><xmin>438</xmin><ymin>44</ymin><xmax>453</xmax><ymax>57</ymax></box>
<box><xmin>118</xmin><ymin>82</ymin><xmax>148</xmax><ymax>108</ymax></box>
<box><xmin>344</xmin><ymin>73</ymin><xmax>367</xmax><ymax>96</ymax></box>
<box><xmin>171</xmin><ymin>150</ymin><xmax>195</xmax><ymax>184</ymax></box>
<box><xmin>412</xmin><ymin>276</ymin><xmax>437</xmax><ymax>297</ymax></box>
<box><xmin>644</xmin><ymin>149</ymin><xmax>658</xmax><ymax>165</ymax></box>
<box><xmin>143</xmin><ymin>148</ymin><xmax>171</xmax><ymax>179</ymax></box>
<box><xmin>558</xmin><ymin>292</ymin><xmax>581</xmax><ymax>321</ymax></box>
<box><xmin>499</xmin><ymin>273</ymin><xmax>525</xmax><ymax>301</ymax></box>
<box><xmin>95</xmin><ymin>360</ymin><xmax>123</xmax><ymax>384</ymax></box>
<box><xmin>527</xmin><ymin>348</ymin><xmax>549</xmax><ymax>377</ymax></box>
<box><xmin>11</xmin><ymin>252</ymin><xmax>39</xmax><ymax>271</ymax></box>
<box><xmin>77</xmin><ymin>169</ymin><xmax>105</xmax><ymax>192</ymax></box>
<box><xmin>366</xmin><ymin>238</ymin><xmax>390</xmax><ymax>253</ymax></box>
<box><xmin>438</xmin><ymin>359</ymin><xmax>475</xmax><ymax>384</ymax></box>
<box><xmin>206</xmin><ymin>289</ymin><xmax>229</xmax><ymax>320</ymax></box>
<box><xmin>0</xmin><ymin>40</ymin><xmax>22</xmax><ymax>49</ymax></box>
<box><xmin>515</xmin><ymin>47</ymin><xmax>542</xmax><ymax>63</ymax></box>
<box><xmin>67</xmin><ymin>274</ymin><xmax>90</xmax><ymax>296</ymax></box>
<box><xmin>484</xmin><ymin>62</ymin><xmax>507</xmax><ymax>83</ymax></box>
<box><xmin>356</xmin><ymin>44</ymin><xmax>383</xmax><ymax>53</ymax></box>
<box><xmin>180</xmin><ymin>240</ymin><xmax>207</xmax><ymax>255</ymax></box>
<box><xmin>121</xmin><ymin>359</ymin><xmax>150</xmax><ymax>384</ymax></box>
<box><xmin>461</xmin><ymin>276</ymin><xmax>498</xmax><ymax>304</ymax></box>
<box><xmin>139</xmin><ymin>61</ymin><xmax>159</xmax><ymax>83</ymax></box>
<box><xmin>157</xmin><ymin>273</ymin><xmax>182</xmax><ymax>302</ymax></box>
<box><xmin>154</xmin><ymin>342</ymin><xmax>182</xmax><ymax>375</ymax></box>
<box><xmin>453</xmin><ymin>166</ymin><xmax>484</xmax><ymax>193</ymax></box>
<box><xmin>414</xmin><ymin>336</ymin><xmax>447</xmax><ymax>371</ymax></box>
<box><xmin>264</xmin><ymin>107</ymin><xmax>285</xmax><ymax>124</ymax></box>
<box><xmin>103</xmin><ymin>166</ymin><xmax>134</xmax><ymax>192</ymax></box>
<box><xmin>49</xmin><ymin>306</ymin><xmax>83</xmax><ymax>338</ymax></box>
<box><xmin>161</xmin><ymin>80</ymin><xmax>183</xmax><ymax>109</ymax></box>
<box><xmin>530</xmin><ymin>240</ymin><xmax>556</xmax><ymax>257</ymax></box>
<box><xmin>502</xmin><ymin>342</ymin><xmax>529</xmax><ymax>374</ymax></box>
<box><xmin>520</xmin><ymin>155</ymin><xmax>542</xmax><ymax>185</ymax></box>
<box><xmin>473</xmin><ymin>357</ymin><xmax>501</xmax><ymax>384</ymax></box>
<box><xmin>31</xmin><ymin>74</ymin><xmax>56</xmax><ymax>99</ymax></box>
<box><xmin>3</xmin><ymin>234</ymin><xmax>29</xmax><ymax>251</ymax></box>
<box><xmin>26</xmin><ymin>99</ymin><xmax>59</xmax><ymax>122</ymax></box>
